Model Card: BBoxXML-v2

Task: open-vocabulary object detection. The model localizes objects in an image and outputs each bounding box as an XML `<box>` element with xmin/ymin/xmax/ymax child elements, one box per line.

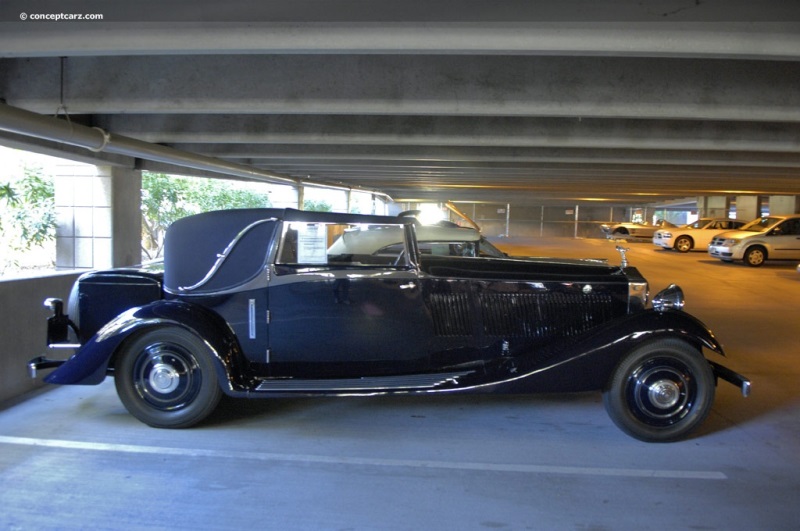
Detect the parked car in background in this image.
<box><xmin>708</xmin><ymin>214</ymin><xmax>800</xmax><ymax>266</ymax></box>
<box><xmin>30</xmin><ymin>208</ymin><xmax>749</xmax><ymax>442</ymax></box>
<box><xmin>328</xmin><ymin>218</ymin><xmax>507</xmax><ymax>259</ymax></box>
<box><xmin>653</xmin><ymin>218</ymin><xmax>747</xmax><ymax>253</ymax></box>
<box><xmin>601</xmin><ymin>219</ymin><xmax>676</xmax><ymax>239</ymax></box>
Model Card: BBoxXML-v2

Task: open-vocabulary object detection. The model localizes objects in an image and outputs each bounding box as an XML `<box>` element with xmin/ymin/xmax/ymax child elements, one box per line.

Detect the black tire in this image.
<box><xmin>674</xmin><ymin>236</ymin><xmax>693</xmax><ymax>253</ymax></box>
<box><xmin>744</xmin><ymin>246</ymin><xmax>766</xmax><ymax>267</ymax></box>
<box><xmin>603</xmin><ymin>339</ymin><xmax>715</xmax><ymax>442</ymax></box>
<box><xmin>114</xmin><ymin>327</ymin><xmax>222</xmax><ymax>428</ymax></box>
<box><xmin>613</xmin><ymin>228</ymin><xmax>629</xmax><ymax>236</ymax></box>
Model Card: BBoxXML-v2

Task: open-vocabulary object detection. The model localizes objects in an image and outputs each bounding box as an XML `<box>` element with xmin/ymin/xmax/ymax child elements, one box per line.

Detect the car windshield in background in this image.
<box><xmin>741</xmin><ymin>217</ymin><xmax>782</xmax><ymax>233</ymax></box>
<box><xmin>685</xmin><ymin>220</ymin><xmax>709</xmax><ymax>229</ymax></box>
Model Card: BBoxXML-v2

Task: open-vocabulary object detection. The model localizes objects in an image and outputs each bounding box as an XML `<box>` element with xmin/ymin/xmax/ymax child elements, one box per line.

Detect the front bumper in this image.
<box><xmin>708</xmin><ymin>244</ymin><xmax>742</xmax><ymax>260</ymax></box>
<box><xmin>28</xmin><ymin>355</ymin><xmax>68</xmax><ymax>379</ymax></box>
<box><xmin>653</xmin><ymin>236</ymin><xmax>674</xmax><ymax>249</ymax></box>
<box><xmin>709</xmin><ymin>360</ymin><xmax>751</xmax><ymax>397</ymax></box>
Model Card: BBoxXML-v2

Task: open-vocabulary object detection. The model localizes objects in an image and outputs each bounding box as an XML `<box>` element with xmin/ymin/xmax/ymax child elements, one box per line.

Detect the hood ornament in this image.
<box><xmin>615</xmin><ymin>245</ymin><xmax>630</xmax><ymax>269</ymax></box>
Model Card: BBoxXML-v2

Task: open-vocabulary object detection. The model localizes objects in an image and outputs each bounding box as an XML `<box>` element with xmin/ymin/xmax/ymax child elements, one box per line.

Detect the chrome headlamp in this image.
<box><xmin>652</xmin><ymin>284</ymin><xmax>684</xmax><ymax>312</ymax></box>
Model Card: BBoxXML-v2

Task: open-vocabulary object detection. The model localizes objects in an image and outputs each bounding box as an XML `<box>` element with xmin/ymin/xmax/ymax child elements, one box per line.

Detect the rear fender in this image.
<box><xmin>44</xmin><ymin>300</ymin><xmax>247</xmax><ymax>393</ymax></box>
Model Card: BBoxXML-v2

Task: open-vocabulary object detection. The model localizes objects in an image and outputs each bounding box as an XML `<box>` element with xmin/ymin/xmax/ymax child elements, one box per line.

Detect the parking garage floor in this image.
<box><xmin>2</xmin><ymin>237</ymin><xmax>799</xmax><ymax>530</ymax></box>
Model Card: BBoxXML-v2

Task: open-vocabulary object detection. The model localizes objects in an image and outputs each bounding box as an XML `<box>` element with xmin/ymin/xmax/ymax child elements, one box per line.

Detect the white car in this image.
<box><xmin>708</xmin><ymin>215</ymin><xmax>800</xmax><ymax>266</ymax></box>
<box><xmin>600</xmin><ymin>219</ymin><xmax>675</xmax><ymax>239</ymax></box>
<box><xmin>653</xmin><ymin>218</ymin><xmax>746</xmax><ymax>253</ymax></box>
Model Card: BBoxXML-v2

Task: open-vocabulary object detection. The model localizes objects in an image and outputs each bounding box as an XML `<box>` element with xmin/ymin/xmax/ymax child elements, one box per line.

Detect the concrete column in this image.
<box><xmin>54</xmin><ymin>162</ymin><xmax>114</xmax><ymax>270</ymax></box>
<box><xmin>768</xmin><ymin>196</ymin><xmax>800</xmax><ymax>215</ymax></box>
<box><xmin>697</xmin><ymin>196</ymin><xmax>730</xmax><ymax>218</ymax></box>
<box><xmin>54</xmin><ymin>163</ymin><xmax>143</xmax><ymax>270</ymax></box>
<box><xmin>735</xmin><ymin>196</ymin><xmax>760</xmax><ymax>221</ymax></box>
<box><xmin>111</xmin><ymin>167</ymin><xmax>142</xmax><ymax>267</ymax></box>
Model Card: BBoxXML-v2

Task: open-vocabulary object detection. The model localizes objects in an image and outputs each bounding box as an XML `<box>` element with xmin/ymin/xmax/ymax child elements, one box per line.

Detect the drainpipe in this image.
<box><xmin>0</xmin><ymin>103</ymin><xmax>393</xmax><ymax>201</ymax></box>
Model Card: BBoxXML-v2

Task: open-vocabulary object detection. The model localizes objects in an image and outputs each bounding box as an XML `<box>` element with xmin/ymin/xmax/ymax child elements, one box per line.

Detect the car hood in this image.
<box><xmin>714</xmin><ymin>230</ymin><xmax>761</xmax><ymax>241</ymax></box>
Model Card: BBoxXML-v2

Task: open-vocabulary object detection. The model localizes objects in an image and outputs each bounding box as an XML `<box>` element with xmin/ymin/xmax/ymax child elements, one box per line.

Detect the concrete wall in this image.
<box><xmin>0</xmin><ymin>272</ymin><xmax>82</xmax><ymax>405</ymax></box>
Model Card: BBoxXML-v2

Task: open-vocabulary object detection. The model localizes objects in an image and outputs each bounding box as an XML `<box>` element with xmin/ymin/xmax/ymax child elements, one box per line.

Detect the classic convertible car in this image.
<box><xmin>30</xmin><ymin>208</ymin><xmax>749</xmax><ymax>442</ymax></box>
<box><xmin>601</xmin><ymin>219</ymin><xmax>676</xmax><ymax>239</ymax></box>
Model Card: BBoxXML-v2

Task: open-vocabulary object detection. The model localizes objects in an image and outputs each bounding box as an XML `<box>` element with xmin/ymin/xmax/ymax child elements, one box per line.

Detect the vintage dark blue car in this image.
<box><xmin>30</xmin><ymin>208</ymin><xmax>750</xmax><ymax>441</ymax></box>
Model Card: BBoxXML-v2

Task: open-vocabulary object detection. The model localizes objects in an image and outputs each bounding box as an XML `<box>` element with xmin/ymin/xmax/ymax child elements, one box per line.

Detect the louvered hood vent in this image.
<box><xmin>429</xmin><ymin>291</ymin><xmax>617</xmax><ymax>339</ymax></box>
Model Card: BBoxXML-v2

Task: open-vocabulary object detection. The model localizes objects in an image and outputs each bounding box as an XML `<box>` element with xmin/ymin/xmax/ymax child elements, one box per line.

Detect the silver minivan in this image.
<box><xmin>708</xmin><ymin>215</ymin><xmax>800</xmax><ymax>266</ymax></box>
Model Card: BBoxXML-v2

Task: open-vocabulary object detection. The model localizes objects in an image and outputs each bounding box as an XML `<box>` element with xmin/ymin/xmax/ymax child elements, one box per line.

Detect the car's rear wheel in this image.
<box><xmin>744</xmin><ymin>246</ymin><xmax>766</xmax><ymax>267</ymax></box>
<box><xmin>603</xmin><ymin>339</ymin><xmax>714</xmax><ymax>442</ymax></box>
<box><xmin>674</xmin><ymin>236</ymin><xmax>693</xmax><ymax>253</ymax></box>
<box><xmin>613</xmin><ymin>228</ymin><xmax>629</xmax><ymax>236</ymax></box>
<box><xmin>115</xmin><ymin>327</ymin><xmax>222</xmax><ymax>428</ymax></box>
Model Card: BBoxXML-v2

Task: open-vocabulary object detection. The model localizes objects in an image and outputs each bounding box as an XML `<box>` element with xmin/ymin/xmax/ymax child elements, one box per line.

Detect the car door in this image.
<box><xmin>768</xmin><ymin>219</ymin><xmax>800</xmax><ymax>259</ymax></box>
<box><xmin>695</xmin><ymin>220</ymin><xmax>725</xmax><ymax>248</ymax></box>
<box><xmin>267</xmin><ymin>221</ymin><xmax>435</xmax><ymax>377</ymax></box>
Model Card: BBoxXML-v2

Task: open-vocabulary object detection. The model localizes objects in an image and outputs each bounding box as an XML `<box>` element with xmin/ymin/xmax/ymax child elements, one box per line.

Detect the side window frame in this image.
<box><xmin>274</xmin><ymin>221</ymin><xmax>416</xmax><ymax>273</ymax></box>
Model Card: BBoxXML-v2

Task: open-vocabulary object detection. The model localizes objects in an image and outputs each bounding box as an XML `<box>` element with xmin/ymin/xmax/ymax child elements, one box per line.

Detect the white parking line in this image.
<box><xmin>0</xmin><ymin>435</ymin><xmax>727</xmax><ymax>480</ymax></box>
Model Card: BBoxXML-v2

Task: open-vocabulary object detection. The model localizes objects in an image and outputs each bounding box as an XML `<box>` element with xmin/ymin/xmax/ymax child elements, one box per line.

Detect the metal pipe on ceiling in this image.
<box><xmin>0</xmin><ymin>102</ymin><xmax>393</xmax><ymax>200</ymax></box>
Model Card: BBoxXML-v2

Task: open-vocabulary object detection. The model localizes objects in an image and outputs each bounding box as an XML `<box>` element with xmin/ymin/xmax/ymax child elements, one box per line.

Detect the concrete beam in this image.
<box><xmin>90</xmin><ymin>114</ymin><xmax>800</xmax><ymax>152</ymax></box>
<box><xmin>168</xmin><ymin>143</ymin><xmax>800</xmax><ymax>169</ymax></box>
<box><xmin>3</xmin><ymin>55</ymin><xmax>800</xmax><ymax>121</ymax></box>
<box><xmin>1</xmin><ymin>18</ymin><xmax>799</xmax><ymax>59</ymax></box>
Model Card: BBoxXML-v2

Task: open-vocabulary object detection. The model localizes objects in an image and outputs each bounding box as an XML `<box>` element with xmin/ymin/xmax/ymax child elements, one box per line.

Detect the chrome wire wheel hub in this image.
<box><xmin>648</xmin><ymin>379</ymin><xmax>681</xmax><ymax>409</ymax></box>
<box><xmin>132</xmin><ymin>343</ymin><xmax>201</xmax><ymax>411</ymax></box>
<box><xmin>148</xmin><ymin>363</ymin><xmax>181</xmax><ymax>394</ymax></box>
<box><xmin>627</xmin><ymin>359</ymin><xmax>695</xmax><ymax>426</ymax></box>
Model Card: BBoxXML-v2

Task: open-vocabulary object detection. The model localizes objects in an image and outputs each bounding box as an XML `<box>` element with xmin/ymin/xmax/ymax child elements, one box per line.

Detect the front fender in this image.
<box><xmin>44</xmin><ymin>300</ymin><xmax>246</xmax><ymax>392</ymax></box>
<box><xmin>498</xmin><ymin>309</ymin><xmax>725</xmax><ymax>394</ymax></box>
<box><xmin>606</xmin><ymin>308</ymin><xmax>725</xmax><ymax>357</ymax></box>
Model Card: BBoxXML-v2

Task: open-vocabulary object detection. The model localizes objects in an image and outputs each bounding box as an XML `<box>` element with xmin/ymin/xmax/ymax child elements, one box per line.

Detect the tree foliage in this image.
<box><xmin>0</xmin><ymin>165</ymin><xmax>57</xmax><ymax>251</ymax></box>
<box><xmin>141</xmin><ymin>172</ymin><xmax>271</xmax><ymax>259</ymax></box>
<box><xmin>303</xmin><ymin>199</ymin><xmax>333</xmax><ymax>212</ymax></box>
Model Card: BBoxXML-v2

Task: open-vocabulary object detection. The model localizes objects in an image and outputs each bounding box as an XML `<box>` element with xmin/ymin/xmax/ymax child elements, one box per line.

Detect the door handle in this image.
<box><xmin>399</xmin><ymin>282</ymin><xmax>417</xmax><ymax>290</ymax></box>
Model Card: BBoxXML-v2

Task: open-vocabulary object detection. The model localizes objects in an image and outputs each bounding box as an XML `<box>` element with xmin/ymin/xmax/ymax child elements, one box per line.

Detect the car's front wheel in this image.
<box><xmin>674</xmin><ymin>236</ymin><xmax>693</xmax><ymax>253</ymax></box>
<box><xmin>115</xmin><ymin>327</ymin><xmax>222</xmax><ymax>428</ymax></box>
<box><xmin>744</xmin><ymin>246</ymin><xmax>767</xmax><ymax>267</ymax></box>
<box><xmin>603</xmin><ymin>339</ymin><xmax>714</xmax><ymax>442</ymax></box>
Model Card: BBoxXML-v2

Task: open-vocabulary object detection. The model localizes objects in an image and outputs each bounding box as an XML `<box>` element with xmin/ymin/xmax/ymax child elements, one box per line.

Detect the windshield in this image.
<box><xmin>740</xmin><ymin>217</ymin><xmax>783</xmax><ymax>233</ymax></box>
<box><xmin>684</xmin><ymin>219</ymin><xmax>711</xmax><ymax>229</ymax></box>
<box><xmin>478</xmin><ymin>237</ymin><xmax>507</xmax><ymax>258</ymax></box>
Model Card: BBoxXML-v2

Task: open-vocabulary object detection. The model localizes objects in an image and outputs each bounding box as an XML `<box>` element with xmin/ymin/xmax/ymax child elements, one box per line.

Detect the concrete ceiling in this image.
<box><xmin>2</xmin><ymin>1</ymin><xmax>800</xmax><ymax>207</ymax></box>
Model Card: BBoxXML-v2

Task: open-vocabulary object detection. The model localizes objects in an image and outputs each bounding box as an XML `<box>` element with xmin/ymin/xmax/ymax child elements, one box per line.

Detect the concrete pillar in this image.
<box><xmin>54</xmin><ymin>163</ymin><xmax>143</xmax><ymax>270</ymax></box>
<box><xmin>735</xmin><ymin>196</ymin><xmax>760</xmax><ymax>221</ymax></box>
<box><xmin>54</xmin><ymin>162</ymin><xmax>114</xmax><ymax>270</ymax></box>
<box><xmin>768</xmin><ymin>196</ymin><xmax>800</xmax><ymax>215</ymax></box>
<box><xmin>697</xmin><ymin>196</ymin><xmax>730</xmax><ymax>218</ymax></box>
<box><xmin>111</xmin><ymin>167</ymin><xmax>142</xmax><ymax>267</ymax></box>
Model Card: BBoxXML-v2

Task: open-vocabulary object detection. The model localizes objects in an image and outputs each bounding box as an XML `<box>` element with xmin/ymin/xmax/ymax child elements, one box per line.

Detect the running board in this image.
<box><xmin>255</xmin><ymin>370</ymin><xmax>474</xmax><ymax>392</ymax></box>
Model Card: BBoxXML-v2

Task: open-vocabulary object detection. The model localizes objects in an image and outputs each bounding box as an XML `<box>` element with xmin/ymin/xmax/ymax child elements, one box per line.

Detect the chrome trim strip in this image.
<box><xmin>255</xmin><ymin>370</ymin><xmax>473</xmax><ymax>392</ymax></box>
<box><xmin>248</xmin><ymin>299</ymin><xmax>256</xmax><ymax>339</ymax></box>
<box><xmin>178</xmin><ymin>218</ymin><xmax>277</xmax><ymax>292</ymax></box>
<box><xmin>47</xmin><ymin>343</ymin><xmax>81</xmax><ymax>349</ymax></box>
<box><xmin>268</xmin><ymin>267</ymin><xmax>418</xmax><ymax>287</ymax></box>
